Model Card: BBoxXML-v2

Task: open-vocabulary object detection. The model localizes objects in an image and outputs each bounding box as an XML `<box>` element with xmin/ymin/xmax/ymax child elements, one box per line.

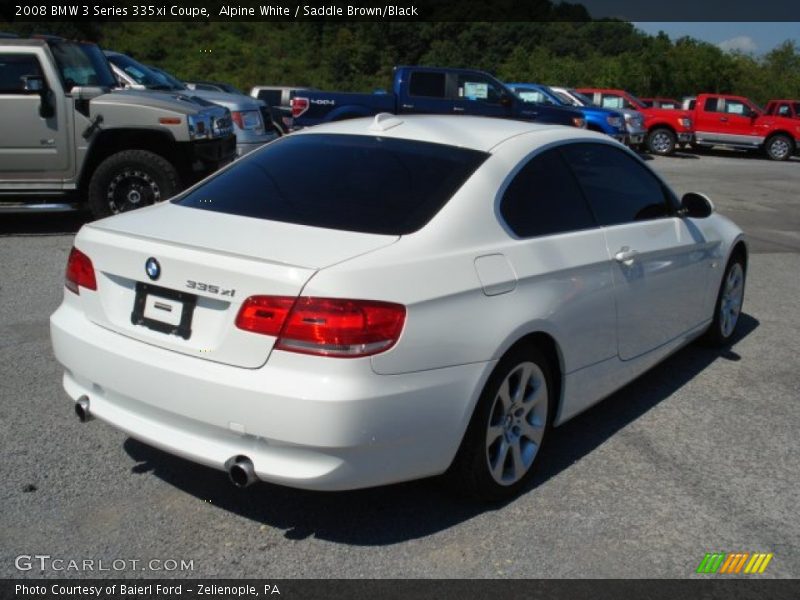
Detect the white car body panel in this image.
<box><xmin>50</xmin><ymin>115</ymin><xmax>746</xmax><ymax>491</ymax></box>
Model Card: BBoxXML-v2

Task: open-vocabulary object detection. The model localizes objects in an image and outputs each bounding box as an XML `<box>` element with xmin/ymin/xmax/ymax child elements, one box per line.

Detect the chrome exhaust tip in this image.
<box><xmin>75</xmin><ymin>396</ymin><xmax>93</xmax><ymax>422</ymax></box>
<box><xmin>225</xmin><ymin>456</ymin><xmax>258</xmax><ymax>488</ymax></box>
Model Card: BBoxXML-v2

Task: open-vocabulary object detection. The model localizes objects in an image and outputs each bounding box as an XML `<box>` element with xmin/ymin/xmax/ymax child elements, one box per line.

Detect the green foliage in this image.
<box><xmin>2</xmin><ymin>20</ymin><xmax>798</xmax><ymax>103</ymax></box>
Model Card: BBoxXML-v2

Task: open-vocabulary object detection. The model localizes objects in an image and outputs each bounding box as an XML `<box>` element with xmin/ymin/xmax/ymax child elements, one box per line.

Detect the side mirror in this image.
<box><xmin>679</xmin><ymin>192</ymin><xmax>714</xmax><ymax>219</ymax></box>
<box><xmin>23</xmin><ymin>76</ymin><xmax>55</xmax><ymax>118</ymax></box>
<box><xmin>499</xmin><ymin>94</ymin><xmax>512</xmax><ymax>108</ymax></box>
<box><xmin>22</xmin><ymin>75</ymin><xmax>45</xmax><ymax>93</ymax></box>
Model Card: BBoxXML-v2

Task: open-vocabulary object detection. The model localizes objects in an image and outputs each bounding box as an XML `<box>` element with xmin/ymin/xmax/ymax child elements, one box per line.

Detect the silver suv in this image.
<box><xmin>0</xmin><ymin>36</ymin><xmax>236</xmax><ymax>219</ymax></box>
<box><xmin>105</xmin><ymin>51</ymin><xmax>277</xmax><ymax>156</ymax></box>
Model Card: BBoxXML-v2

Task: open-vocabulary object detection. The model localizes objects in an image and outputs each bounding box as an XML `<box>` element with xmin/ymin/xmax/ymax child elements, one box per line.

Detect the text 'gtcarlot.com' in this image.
<box><xmin>14</xmin><ymin>554</ymin><xmax>194</xmax><ymax>572</ymax></box>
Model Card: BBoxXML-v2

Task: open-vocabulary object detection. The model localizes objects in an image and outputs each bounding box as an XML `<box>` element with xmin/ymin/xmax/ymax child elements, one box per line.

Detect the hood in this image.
<box><xmin>93</xmin><ymin>88</ymin><xmax>215</xmax><ymax>115</ymax></box>
<box><xmin>185</xmin><ymin>89</ymin><xmax>264</xmax><ymax>112</ymax></box>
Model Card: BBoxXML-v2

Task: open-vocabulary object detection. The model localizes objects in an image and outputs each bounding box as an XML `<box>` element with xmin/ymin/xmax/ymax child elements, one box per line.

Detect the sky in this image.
<box><xmin>631</xmin><ymin>22</ymin><xmax>800</xmax><ymax>55</ymax></box>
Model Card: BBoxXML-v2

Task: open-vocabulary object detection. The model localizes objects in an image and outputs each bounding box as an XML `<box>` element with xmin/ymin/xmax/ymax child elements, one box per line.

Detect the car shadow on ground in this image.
<box><xmin>667</xmin><ymin>150</ymin><xmax>700</xmax><ymax>160</ymax></box>
<box><xmin>682</xmin><ymin>147</ymin><xmax>800</xmax><ymax>162</ymax></box>
<box><xmin>0</xmin><ymin>212</ymin><xmax>90</xmax><ymax>236</ymax></box>
<box><xmin>123</xmin><ymin>314</ymin><xmax>759</xmax><ymax>546</ymax></box>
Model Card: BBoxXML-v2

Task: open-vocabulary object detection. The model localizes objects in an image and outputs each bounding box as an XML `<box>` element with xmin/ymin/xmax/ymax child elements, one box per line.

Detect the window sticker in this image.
<box><xmin>727</xmin><ymin>102</ymin><xmax>745</xmax><ymax>115</ymax></box>
<box><xmin>518</xmin><ymin>91</ymin><xmax>540</xmax><ymax>103</ymax></box>
<box><xmin>463</xmin><ymin>81</ymin><xmax>489</xmax><ymax>100</ymax></box>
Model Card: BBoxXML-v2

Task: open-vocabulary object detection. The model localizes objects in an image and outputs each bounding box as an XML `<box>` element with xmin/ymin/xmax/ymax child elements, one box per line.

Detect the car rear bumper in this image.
<box><xmin>50</xmin><ymin>299</ymin><xmax>490</xmax><ymax>491</ymax></box>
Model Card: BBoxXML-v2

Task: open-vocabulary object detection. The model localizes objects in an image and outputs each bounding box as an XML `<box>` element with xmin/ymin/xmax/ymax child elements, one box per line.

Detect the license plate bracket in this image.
<box><xmin>131</xmin><ymin>282</ymin><xmax>197</xmax><ymax>340</ymax></box>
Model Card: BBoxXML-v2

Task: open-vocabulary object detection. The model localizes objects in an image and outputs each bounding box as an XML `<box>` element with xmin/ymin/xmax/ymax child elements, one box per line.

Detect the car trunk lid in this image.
<box><xmin>74</xmin><ymin>203</ymin><xmax>398</xmax><ymax>368</ymax></box>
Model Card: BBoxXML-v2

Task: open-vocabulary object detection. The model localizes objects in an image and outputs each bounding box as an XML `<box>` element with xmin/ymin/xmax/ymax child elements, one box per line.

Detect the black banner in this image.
<box><xmin>3</xmin><ymin>0</ymin><xmax>800</xmax><ymax>22</ymax></box>
<box><xmin>3</xmin><ymin>579</ymin><xmax>800</xmax><ymax>600</ymax></box>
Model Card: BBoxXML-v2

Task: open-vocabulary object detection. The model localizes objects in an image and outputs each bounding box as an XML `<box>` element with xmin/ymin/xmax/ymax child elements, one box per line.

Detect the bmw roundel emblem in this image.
<box><xmin>145</xmin><ymin>257</ymin><xmax>161</xmax><ymax>281</ymax></box>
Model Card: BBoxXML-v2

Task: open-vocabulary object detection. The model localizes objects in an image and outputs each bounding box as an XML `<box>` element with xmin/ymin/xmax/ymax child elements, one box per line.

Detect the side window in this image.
<box><xmin>456</xmin><ymin>74</ymin><xmax>503</xmax><ymax>104</ymax></box>
<box><xmin>500</xmin><ymin>148</ymin><xmax>596</xmax><ymax>238</ymax></box>
<box><xmin>560</xmin><ymin>143</ymin><xmax>671</xmax><ymax>226</ymax></box>
<box><xmin>776</xmin><ymin>103</ymin><xmax>791</xmax><ymax>117</ymax></box>
<box><xmin>408</xmin><ymin>72</ymin><xmax>446</xmax><ymax>98</ymax></box>
<box><xmin>0</xmin><ymin>53</ymin><xmax>43</xmax><ymax>94</ymax></box>
<box><xmin>703</xmin><ymin>97</ymin><xmax>721</xmax><ymax>112</ymax></box>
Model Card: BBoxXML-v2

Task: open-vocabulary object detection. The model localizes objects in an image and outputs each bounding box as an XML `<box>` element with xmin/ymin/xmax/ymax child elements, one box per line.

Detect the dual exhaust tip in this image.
<box><xmin>74</xmin><ymin>396</ymin><xmax>259</xmax><ymax>489</ymax></box>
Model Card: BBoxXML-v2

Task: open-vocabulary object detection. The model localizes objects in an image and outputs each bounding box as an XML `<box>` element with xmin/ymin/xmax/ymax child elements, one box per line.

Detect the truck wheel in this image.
<box><xmin>646</xmin><ymin>128</ymin><xmax>676</xmax><ymax>156</ymax></box>
<box><xmin>88</xmin><ymin>150</ymin><xmax>181</xmax><ymax>219</ymax></box>
<box><xmin>765</xmin><ymin>134</ymin><xmax>793</xmax><ymax>161</ymax></box>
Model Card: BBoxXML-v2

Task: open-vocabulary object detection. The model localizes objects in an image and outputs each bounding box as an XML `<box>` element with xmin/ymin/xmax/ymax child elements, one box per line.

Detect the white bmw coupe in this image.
<box><xmin>50</xmin><ymin>114</ymin><xmax>747</xmax><ymax>500</ymax></box>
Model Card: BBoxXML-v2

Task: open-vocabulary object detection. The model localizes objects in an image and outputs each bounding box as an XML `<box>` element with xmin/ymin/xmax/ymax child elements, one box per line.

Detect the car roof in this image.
<box><xmin>0</xmin><ymin>38</ymin><xmax>47</xmax><ymax>46</ymax></box>
<box><xmin>507</xmin><ymin>82</ymin><xmax>547</xmax><ymax>89</ymax></box>
<box><xmin>294</xmin><ymin>114</ymin><xmax>602</xmax><ymax>153</ymax></box>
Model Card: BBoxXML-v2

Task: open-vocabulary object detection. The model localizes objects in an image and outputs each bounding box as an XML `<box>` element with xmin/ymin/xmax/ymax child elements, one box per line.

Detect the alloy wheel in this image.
<box><xmin>720</xmin><ymin>262</ymin><xmax>744</xmax><ymax>338</ymax></box>
<box><xmin>485</xmin><ymin>361</ymin><xmax>548</xmax><ymax>486</ymax></box>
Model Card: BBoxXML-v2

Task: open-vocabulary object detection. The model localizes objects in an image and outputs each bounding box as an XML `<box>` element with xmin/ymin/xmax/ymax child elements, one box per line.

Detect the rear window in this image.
<box><xmin>175</xmin><ymin>134</ymin><xmax>488</xmax><ymax>235</ymax></box>
<box><xmin>409</xmin><ymin>72</ymin><xmax>446</xmax><ymax>98</ymax></box>
<box><xmin>257</xmin><ymin>89</ymin><xmax>282</xmax><ymax>106</ymax></box>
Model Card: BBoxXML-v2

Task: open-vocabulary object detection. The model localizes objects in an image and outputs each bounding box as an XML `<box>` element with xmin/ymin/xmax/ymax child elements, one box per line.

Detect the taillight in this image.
<box><xmin>65</xmin><ymin>247</ymin><xmax>97</xmax><ymax>294</ymax></box>
<box><xmin>235</xmin><ymin>296</ymin><xmax>406</xmax><ymax>358</ymax></box>
<box><xmin>235</xmin><ymin>296</ymin><xmax>295</xmax><ymax>336</ymax></box>
<box><xmin>291</xmin><ymin>97</ymin><xmax>309</xmax><ymax>118</ymax></box>
<box><xmin>231</xmin><ymin>110</ymin><xmax>262</xmax><ymax>130</ymax></box>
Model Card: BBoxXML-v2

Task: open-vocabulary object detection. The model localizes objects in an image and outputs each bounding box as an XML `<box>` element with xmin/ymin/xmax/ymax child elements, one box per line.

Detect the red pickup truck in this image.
<box><xmin>576</xmin><ymin>88</ymin><xmax>693</xmax><ymax>156</ymax></box>
<box><xmin>689</xmin><ymin>94</ymin><xmax>800</xmax><ymax>161</ymax></box>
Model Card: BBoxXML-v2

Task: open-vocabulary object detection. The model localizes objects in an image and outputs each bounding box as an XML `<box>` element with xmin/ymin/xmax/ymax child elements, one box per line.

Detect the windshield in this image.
<box><xmin>49</xmin><ymin>41</ymin><xmax>117</xmax><ymax>91</ymax></box>
<box><xmin>552</xmin><ymin>90</ymin><xmax>578</xmax><ymax>106</ymax></box>
<box><xmin>625</xmin><ymin>91</ymin><xmax>647</xmax><ymax>108</ymax></box>
<box><xmin>106</xmin><ymin>53</ymin><xmax>181</xmax><ymax>90</ymax></box>
<box><xmin>175</xmin><ymin>134</ymin><xmax>489</xmax><ymax>235</ymax></box>
<box><xmin>569</xmin><ymin>90</ymin><xmax>594</xmax><ymax>107</ymax></box>
<box><xmin>219</xmin><ymin>83</ymin><xmax>243</xmax><ymax>94</ymax></box>
<box><xmin>150</xmin><ymin>66</ymin><xmax>187</xmax><ymax>90</ymax></box>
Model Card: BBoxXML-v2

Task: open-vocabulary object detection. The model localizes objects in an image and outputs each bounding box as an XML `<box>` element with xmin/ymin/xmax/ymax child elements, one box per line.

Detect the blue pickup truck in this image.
<box><xmin>290</xmin><ymin>66</ymin><xmax>586</xmax><ymax>129</ymax></box>
<box><xmin>507</xmin><ymin>82</ymin><xmax>627</xmax><ymax>142</ymax></box>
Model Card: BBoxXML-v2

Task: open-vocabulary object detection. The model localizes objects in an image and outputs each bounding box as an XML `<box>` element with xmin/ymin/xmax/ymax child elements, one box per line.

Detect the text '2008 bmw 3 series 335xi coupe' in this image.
<box><xmin>51</xmin><ymin>113</ymin><xmax>747</xmax><ymax>501</ymax></box>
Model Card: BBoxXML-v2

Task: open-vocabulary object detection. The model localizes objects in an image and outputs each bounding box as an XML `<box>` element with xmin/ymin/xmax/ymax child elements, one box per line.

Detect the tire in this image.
<box><xmin>646</xmin><ymin>127</ymin><xmax>677</xmax><ymax>156</ymax></box>
<box><xmin>87</xmin><ymin>150</ymin><xmax>181</xmax><ymax>219</ymax></box>
<box><xmin>448</xmin><ymin>344</ymin><xmax>554</xmax><ymax>502</ymax></box>
<box><xmin>764</xmin><ymin>134</ymin><xmax>793</xmax><ymax>161</ymax></box>
<box><xmin>702</xmin><ymin>253</ymin><xmax>746</xmax><ymax>347</ymax></box>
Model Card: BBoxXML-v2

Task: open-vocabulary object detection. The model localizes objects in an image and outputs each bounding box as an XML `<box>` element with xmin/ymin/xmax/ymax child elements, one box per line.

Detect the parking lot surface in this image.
<box><xmin>1</xmin><ymin>150</ymin><xmax>798</xmax><ymax>578</ymax></box>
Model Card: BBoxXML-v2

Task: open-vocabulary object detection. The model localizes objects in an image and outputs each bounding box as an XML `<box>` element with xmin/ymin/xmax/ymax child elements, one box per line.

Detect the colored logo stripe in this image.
<box><xmin>697</xmin><ymin>553</ymin><xmax>725</xmax><ymax>573</ymax></box>
<box><xmin>744</xmin><ymin>553</ymin><xmax>773</xmax><ymax>574</ymax></box>
<box><xmin>697</xmin><ymin>552</ymin><xmax>773</xmax><ymax>574</ymax></box>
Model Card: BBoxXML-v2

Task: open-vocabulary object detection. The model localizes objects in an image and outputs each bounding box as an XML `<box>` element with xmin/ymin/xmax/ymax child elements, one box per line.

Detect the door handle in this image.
<box><xmin>453</xmin><ymin>106</ymin><xmax>465</xmax><ymax>112</ymax></box>
<box><xmin>720</xmin><ymin>117</ymin><xmax>728</xmax><ymax>122</ymax></box>
<box><xmin>614</xmin><ymin>247</ymin><xmax>639</xmax><ymax>266</ymax></box>
<box><xmin>401</xmin><ymin>104</ymin><xmax>414</xmax><ymax>109</ymax></box>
